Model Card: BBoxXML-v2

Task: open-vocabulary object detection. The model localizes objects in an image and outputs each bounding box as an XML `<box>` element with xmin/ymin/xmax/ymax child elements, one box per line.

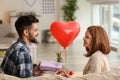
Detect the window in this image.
<box><xmin>92</xmin><ymin>3</ymin><xmax>120</xmax><ymax>46</ymax></box>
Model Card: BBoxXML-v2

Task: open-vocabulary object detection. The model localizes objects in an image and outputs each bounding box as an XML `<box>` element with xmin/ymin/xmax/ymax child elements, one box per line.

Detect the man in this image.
<box><xmin>1</xmin><ymin>15</ymin><xmax>41</xmax><ymax>78</ymax></box>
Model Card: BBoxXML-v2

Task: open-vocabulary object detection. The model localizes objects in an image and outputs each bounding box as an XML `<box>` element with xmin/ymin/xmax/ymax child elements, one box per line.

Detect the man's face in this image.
<box><xmin>28</xmin><ymin>23</ymin><xmax>39</xmax><ymax>43</ymax></box>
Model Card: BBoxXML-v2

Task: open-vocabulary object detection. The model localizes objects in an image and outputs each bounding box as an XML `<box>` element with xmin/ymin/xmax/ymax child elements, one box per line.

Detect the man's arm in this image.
<box><xmin>17</xmin><ymin>49</ymin><xmax>33</xmax><ymax>78</ymax></box>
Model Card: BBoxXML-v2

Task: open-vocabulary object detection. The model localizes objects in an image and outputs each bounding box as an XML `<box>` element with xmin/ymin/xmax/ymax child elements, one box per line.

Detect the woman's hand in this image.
<box><xmin>55</xmin><ymin>69</ymin><xmax>70</xmax><ymax>78</ymax></box>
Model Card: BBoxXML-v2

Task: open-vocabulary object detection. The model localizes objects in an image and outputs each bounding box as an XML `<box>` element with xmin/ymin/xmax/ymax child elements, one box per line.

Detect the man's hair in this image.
<box><xmin>15</xmin><ymin>15</ymin><xmax>39</xmax><ymax>38</ymax></box>
<box><xmin>85</xmin><ymin>26</ymin><xmax>111</xmax><ymax>57</ymax></box>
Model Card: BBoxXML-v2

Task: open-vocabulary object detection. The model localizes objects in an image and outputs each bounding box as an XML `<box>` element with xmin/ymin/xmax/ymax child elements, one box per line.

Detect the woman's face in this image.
<box><xmin>83</xmin><ymin>30</ymin><xmax>92</xmax><ymax>49</ymax></box>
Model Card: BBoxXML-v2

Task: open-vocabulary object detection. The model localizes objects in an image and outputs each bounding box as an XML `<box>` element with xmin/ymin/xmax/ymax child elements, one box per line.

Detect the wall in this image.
<box><xmin>0</xmin><ymin>0</ymin><xmax>92</xmax><ymax>41</ymax></box>
<box><xmin>58</xmin><ymin>0</ymin><xmax>91</xmax><ymax>41</ymax></box>
<box><xmin>75</xmin><ymin>0</ymin><xmax>91</xmax><ymax>41</ymax></box>
<box><xmin>87</xmin><ymin>0</ymin><xmax>118</xmax><ymax>3</ymax></box>
<box><xmin>0</xmin><ymin>0</ymin><xmax>42</xmax><ymax>24</ymax></box>
<box><xmin>0</xmin><ymin>0</ymin><xmax>23</xmax><ymax>24</ymax></box>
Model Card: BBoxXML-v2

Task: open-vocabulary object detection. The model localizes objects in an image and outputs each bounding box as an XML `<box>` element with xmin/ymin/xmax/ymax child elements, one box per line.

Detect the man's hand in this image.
<box><xmin>32</xmin><ymin>63</ymin><xmax>43</xmax><ymax>76</ymax></box>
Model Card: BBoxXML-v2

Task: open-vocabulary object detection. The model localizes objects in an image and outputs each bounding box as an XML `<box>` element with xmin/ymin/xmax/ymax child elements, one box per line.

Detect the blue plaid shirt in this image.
<box><xmin>1</xmin><ymin>39</ymin><xmax>33</xmax><ymax>78</ymax></box>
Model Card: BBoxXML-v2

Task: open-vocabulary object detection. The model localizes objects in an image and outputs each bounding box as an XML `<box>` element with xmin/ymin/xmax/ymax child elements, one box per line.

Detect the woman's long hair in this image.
<box><xmin>85</xmin><ymin>26</ymin><xmax>111</xmax><ymax>57</ymax></box>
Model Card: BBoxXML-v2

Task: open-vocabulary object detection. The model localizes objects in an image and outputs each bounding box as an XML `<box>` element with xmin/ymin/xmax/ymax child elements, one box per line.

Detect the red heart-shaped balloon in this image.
<box><xmin>50</xmin><ymin>21</ymin><xmax>80</xmax><ymax>49</ymax></box>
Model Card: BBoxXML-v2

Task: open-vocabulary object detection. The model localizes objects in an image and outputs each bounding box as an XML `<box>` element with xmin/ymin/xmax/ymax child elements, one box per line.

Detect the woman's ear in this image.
<box><xmin>23</xmin><ymin>29</ymin><xmax>29</xmax><ymax>37</ymax></box>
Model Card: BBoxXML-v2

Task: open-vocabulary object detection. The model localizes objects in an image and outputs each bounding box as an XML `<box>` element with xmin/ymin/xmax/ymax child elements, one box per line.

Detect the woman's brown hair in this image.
<box><xmin>85</xmin><ymin>26</ymin><xmax>111</xmax><ymax>57</ymax></box>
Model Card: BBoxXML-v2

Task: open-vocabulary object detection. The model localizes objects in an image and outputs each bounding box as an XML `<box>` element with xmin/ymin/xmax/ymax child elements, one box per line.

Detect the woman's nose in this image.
<box><xmin>83</xmin><ymin>37</ymin><xmax>85</xmax><ymax>41</ymax></box>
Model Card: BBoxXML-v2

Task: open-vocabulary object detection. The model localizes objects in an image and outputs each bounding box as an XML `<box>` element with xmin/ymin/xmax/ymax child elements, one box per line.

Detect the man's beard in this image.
<box><xmin>28</xmin><ymin>33</ymin><xmax>39</xmax><ymax>44</ymax></box>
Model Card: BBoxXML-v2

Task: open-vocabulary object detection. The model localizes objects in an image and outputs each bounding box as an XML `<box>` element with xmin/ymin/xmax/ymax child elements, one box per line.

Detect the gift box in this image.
<box><xmin>40</xmin><ymin>60</ymin><xmax>62</xmax><ymax>71</ymax></box>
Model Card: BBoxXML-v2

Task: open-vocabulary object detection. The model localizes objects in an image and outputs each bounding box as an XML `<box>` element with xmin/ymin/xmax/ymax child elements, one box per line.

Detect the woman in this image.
<box><xmin>83</xmin><ymin>26</ymin><xmax>111</xmax><ymax>75</ymax></box>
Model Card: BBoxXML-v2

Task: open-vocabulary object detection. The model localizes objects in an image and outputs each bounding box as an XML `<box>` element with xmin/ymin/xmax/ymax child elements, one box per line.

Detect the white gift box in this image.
<box><xmin>40</xmin><ymin>60</ymin><xmax>62</xmax><ymax>71</ymax></box>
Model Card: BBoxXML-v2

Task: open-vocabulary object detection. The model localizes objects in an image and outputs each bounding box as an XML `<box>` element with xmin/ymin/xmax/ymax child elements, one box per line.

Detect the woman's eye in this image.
<box><xmin>85</xmin><ymin>36</ymin><xmax>89</xmax><ymax>39</ymax></box>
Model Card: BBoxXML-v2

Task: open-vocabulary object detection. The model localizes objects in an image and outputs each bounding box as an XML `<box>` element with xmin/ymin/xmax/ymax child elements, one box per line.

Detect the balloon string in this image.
<box><xmin>63</xmin><ymin>48</ymin><xmax>66</xmax><ymax>67</ymax></box>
